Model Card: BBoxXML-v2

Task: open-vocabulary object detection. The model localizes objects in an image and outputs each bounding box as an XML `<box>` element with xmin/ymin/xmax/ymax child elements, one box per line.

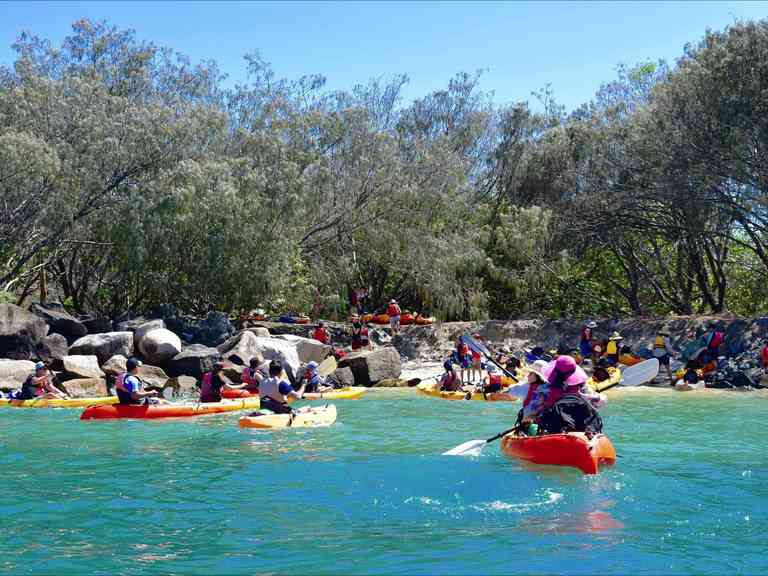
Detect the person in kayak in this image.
<box><xmin>653</xmin><ymin>326</ymin><xmax>674</xmax><ymax>385</ymax></box>
<box><xmin>115</xmin><ymin>358</ymin><xmax>163</xmax><ymax>405</ymax></box>
<box><xmin>579</xmin><ymin>321</ymin><xmax>597</xmax><ymax>365</ymax></box>
<box><xmin>17</xmin><ymin>362</ymin><xmax>68</xmax><ymax>400</ymax></box>
<box><xmin>302</xmin><ymin>361</ymin><xmax>332</xmax><ymax>394</ymax></box>
<box><xmin>605</xmin><ymin>332</ymin><xmax>623</xmax><ymax>366</ymax></box>
<box><xmin>387</xmin><ymin>299</ymin><xmax>401</xmax><ymax>335</ymax></box>
<box><xmin>313</xmin><ymin>321</ymin><xmax>330</xmax><ymax>345</ymax></box>
<box><xmin>240</xmin><ymin>358</ymin><xmax>263</xmax><ymax>393</ymax></box>
<box><xmin>259</xmin><ymin>359</ymin><xmax>306</xmax><ymax>414</ymax></box>
<box><xmin>439</xmin><ymin>360</ymin><xmax>462</xmax><ymax>391</ymax></box>
<box><xmin>200</xmin><ymin>361</ymin><xmax>242</xmax><ymax>403</ymax></box>
<box><xmin>523</xmin><ymin>355</ymin><xmax>601</xmax><ymax>424</ymax></box>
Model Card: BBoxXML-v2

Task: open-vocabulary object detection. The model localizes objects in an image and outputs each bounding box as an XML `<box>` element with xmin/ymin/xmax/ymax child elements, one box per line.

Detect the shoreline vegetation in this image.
<box><xmin>2</xmin><ymin>18</ymin><xmax>768</xmax><ymax>323</ymax></box>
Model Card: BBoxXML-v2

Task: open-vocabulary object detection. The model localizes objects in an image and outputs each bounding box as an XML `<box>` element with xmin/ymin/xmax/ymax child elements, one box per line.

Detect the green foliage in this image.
<box><xmin>2</xmin><ymin>17</ymin><xmax>768</xmax><ymax>320</ymax></box>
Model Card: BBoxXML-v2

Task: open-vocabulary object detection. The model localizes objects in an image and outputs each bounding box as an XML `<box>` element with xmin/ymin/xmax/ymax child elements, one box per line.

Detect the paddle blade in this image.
<box><xmin>318</xmin><ymin>356</ymin><xmax>337</xmax><ymax>378</ymax></box>
<box><xmin>443</xmin><ymin>439</ymin><xmax>487</xmax><ymax>456</ymax></box>
<box><xmin>621</xmin><ymin>358</ymin><xmax>660</xmax><ymax>387</ymax></box>
<box><xmin>460</xmin><ymin>334</ymin><xmax>491</xmax><ymax>357</ymax></box>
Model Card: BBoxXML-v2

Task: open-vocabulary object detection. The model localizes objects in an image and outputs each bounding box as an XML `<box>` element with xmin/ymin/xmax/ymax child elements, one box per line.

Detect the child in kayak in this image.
<box><xmin>259</xmin><ymin>360</ymin><xmax>306</xmax><ymax>414</ymax></box>
<box><xmin>302</xmin><ymin>361</ymin><xmax>333</xmax><ymax>394</ymax></box>
<box><xmin>240</xmin><ymin>357</ymin><xmax>263</xmax><ymax>393</ymax></box>
<box><xmin>17</xmin><ymin>362</ymin><xmax>68</xmax><ymax>400</ymax></box>
<box><xmin>439</xmin><ymin>360</ymin><xmax>462</xmax><ymax>391</ymax></box>
<box><xmin>115</xmin><ymin>358</ymin><xmax>164</xmax><ymax>405</ymax></box>
<box><xmin>200</xmin><ymin>361</ymin><xmax>242</xmax><ymax>403</ymax></box>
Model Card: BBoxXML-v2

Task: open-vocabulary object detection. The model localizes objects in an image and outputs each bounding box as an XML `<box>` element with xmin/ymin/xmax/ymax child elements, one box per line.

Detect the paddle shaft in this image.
<box><xmin>460</xmin><ymin>335</ymin><xmax>518</xmax><ymax>382</ymax></box>
<box><xmin>486</xmin><ymin>426</ymin><xmax>519</xmax><ymax>444</ymax></box>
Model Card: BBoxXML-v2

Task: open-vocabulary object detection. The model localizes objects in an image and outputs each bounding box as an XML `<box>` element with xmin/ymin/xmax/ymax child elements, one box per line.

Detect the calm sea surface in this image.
<box><xmin>1</xmin><ymin>388</ymin><xmax>766</xmax><ymax>575</ymax></box>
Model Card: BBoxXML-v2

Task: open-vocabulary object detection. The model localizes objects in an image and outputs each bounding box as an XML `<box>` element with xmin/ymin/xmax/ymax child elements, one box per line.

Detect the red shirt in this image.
<box><xmin>387</xmin><ymin>304</ymin><xmax>401</xmax><ymax>317</ymax></box>
<box><xmin>762</xmin><ymin>346</ymin><xmax>768</xmax><ymax>368</ymax></box>
<box><xmin>313</xmin><ymin>327</ymin><xmax>330</xmax><ymax>344</ymax></box>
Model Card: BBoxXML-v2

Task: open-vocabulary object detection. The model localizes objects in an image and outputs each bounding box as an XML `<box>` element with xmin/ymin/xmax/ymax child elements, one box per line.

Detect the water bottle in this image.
<box><xmin>527</xmin><ymin>423</ymin><xmax>538</xmax><ymax>436</ymax></box>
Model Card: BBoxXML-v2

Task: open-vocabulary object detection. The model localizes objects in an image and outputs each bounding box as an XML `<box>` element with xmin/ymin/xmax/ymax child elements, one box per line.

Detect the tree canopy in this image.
<box><xmin>2</xmin><ymin>18</ymin><xmax>768</xmax><ymax>319</ymax></box>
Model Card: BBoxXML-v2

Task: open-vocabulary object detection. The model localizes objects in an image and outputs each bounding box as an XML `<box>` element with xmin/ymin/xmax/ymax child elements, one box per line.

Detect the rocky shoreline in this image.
<box><xmin>2</xmin><ymin>302</ymin><xmax>767</xmax><ymax>397</ymax></box>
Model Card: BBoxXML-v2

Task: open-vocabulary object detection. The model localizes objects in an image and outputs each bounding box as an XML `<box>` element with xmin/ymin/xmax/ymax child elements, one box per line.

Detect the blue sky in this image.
<box><xmin>1</xmin><ymin>1</ymin><xmax>767</xmax><ymax>111</ymax></box>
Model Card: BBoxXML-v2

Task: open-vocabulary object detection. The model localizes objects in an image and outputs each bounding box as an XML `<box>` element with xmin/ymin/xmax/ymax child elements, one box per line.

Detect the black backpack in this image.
<box><xmin>538</xmin><ymin>394</ymin><xmax>603</xmax><ymax>435</ymax></box>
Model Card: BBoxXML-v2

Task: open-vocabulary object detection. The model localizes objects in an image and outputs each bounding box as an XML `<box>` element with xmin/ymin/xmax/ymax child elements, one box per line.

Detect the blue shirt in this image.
<box><xmin>123</xmin><ymin>375</ymin><xmax>142</xmax><ymax>394</ymax></box>
<box><xmin>278</xmin><ymin>381</ymin><xmax>294</xmax><ymax>396</ymax></box>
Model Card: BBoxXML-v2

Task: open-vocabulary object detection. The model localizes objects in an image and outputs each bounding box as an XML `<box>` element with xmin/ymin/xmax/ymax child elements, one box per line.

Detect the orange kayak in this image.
<box><xmin>414</xmin><ymin>316</ymin><xmax>434</xmax><ymax>325</ymax></box>
<box><xmin>80</xmin><ymin>398</ymin><xmax>260</xmax><ymax>420</ymax></box>
<box><xmin>400</xmin><ymin>313</ymin><xmax>415</xmax><ymax>325</ymax></box>
<box><xmin>619</xmin><ymin>354</ymin><xmax>644</xmax><ymax>366</ymax></box>
<box><xmin>371</xmin><ymin>314</ymin><xmax>390</xmax><ymax>325</ymax></box>
<box><xmin>500</xmin><ymin>432</ymin><xmax>616</xmax><ymax>475</ymax></box>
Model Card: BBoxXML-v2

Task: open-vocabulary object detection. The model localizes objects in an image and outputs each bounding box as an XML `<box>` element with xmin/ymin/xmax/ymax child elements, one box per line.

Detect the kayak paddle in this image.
<box><xmin>460</xmin><ymin>334</ymin><xmax>518</xmax><ymax>383</ymax></box>
<box><xmin>599</xmin><ymin>358</ymin><xmax>660</xmax><ymax>392</ymax></box>
<box><xmin>443</xmin><ymin>426</ymin><xmax>519</xmax><ymax>457</ymax></box>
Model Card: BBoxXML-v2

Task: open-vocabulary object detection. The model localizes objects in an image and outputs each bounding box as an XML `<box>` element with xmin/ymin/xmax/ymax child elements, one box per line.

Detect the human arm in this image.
<box><xmin>503</xmin><ymin>382</ymin><xmax>530</xmax><ymax>399</ymax></box>
<box><xmin>280</xmin><ymin>380</ymin><xmax>305</xmax><ymax>400</ymax></box>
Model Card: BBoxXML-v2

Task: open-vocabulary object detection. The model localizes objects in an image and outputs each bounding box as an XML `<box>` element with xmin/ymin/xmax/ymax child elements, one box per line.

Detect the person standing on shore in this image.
<box><xmin>653</xmin><ymin>327</ymin><xmax>674</xmax><ymax>385</ymax></box>
<box><xmin>579</xmin><ymin>321</ymin><xmax>597</xmax><ymax>365</ymax></box>
<box><xmin>605</xmin><ymin>332</ymin><xmax>623</xmax><ymax>366</ymax></box>
<box><xmin>761</xmin><ymin>340</ymin><xmax>768</xmax><ymax>374</ymax></box>
<box><xmin>387</xmin><ymin>299</ymin><xmax>401</xmax><ymax>336</ymax></box>
<box><xmin>313</xmin><ymin>321</ymin><xmax>330</xmax><ymax>345</ymax></box>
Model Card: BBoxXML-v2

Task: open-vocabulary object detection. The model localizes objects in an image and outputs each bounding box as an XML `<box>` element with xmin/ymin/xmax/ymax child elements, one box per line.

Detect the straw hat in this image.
<box><xmin>659</xmin><ymin>326</ymin><xmax>671</xmax><ymax>336</ymax></box>
<box><xmin>609</xmin><ymin>332</ymin><xmax>623</xmax><ymax>341</ymax></box>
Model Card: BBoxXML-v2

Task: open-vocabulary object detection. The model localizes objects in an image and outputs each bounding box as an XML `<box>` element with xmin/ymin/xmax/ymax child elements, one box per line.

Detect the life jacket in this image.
<box><xmin>304</xmin><ymin>368</ymin><xmax>320</xmax><ymax>391</ymax></box>
<box><xmin>115</xmin><ymin>372</ymin><xmax>141</xmax><ymax>405</ymax></box>
<box><xmin>387</xmin><ymin>304</ymin><xmax>401</xmax><ymax>317</ymax></box>
<box><xmin>19</xmin><ymin>374</ymin><xmax>44</xmax><ymax>400</ymax></box>
<box><xmin>199</xmin><ymin>372</ymin><xmax>222</xmax><ymax>403</ymax></box>
<box><xmin>260</xmin><ymin>377</ymin><xmax>289</xmax><ymax>404</ymax></box>
<box><xmin>606</xmin><ymin>340</ymin><xmax>618</xmax><ymax>356</ymax></box>
<box><xmin>654</xmin><ymin>335</ymin><xmax>667</xmax><ymax>350</ymax></box>
<box><xmin>522</xmin><ymin>381</ymin><xmax>539</xmax><ymax>409</ymax></box>
<box><xmin>440</xmin><ymin>371</ymin><xmax>460</xmax><ymax>391</ymax></box>
<box><xmin>313</xmin><ymin>328</ymin><xmax>329</xmax><ymax>344</ymax></box>
<box><xmin>471</xmin><ymin>350</ymin><xmax>481</xmax><ymax>362</ymax></box>
<box><xmin>241</xmin><ymin>368</ymin><xmax>259</xmax><ymax>388</ymax></box>
<box><xmin>709</xmin><ymin>331</ymin><xmax>724</xmax><ymax>350</ymax></box>
<box><xmin>580</xmin><ymin>328</ymin><xmax>591</xmax><ymax>343</ymax></box>
<box><xmin>762</xmin><ymin>346</ymin><xmax>768</xmax><ymax>367</ymax></box>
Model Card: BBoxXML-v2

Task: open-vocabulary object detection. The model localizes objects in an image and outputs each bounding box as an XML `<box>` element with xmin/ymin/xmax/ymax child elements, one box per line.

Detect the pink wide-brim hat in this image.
<box><xmin>543</xmin><ymin>355</ymin><xmax>588</xmax><ymax>386</ymax></box>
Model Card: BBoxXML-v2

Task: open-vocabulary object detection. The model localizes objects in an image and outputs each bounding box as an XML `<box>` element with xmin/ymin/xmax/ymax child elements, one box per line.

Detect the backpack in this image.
<box><xmin>537</xmin><ymin>394</ymin><xmax>603</xmax><ymax>435</ymax></box>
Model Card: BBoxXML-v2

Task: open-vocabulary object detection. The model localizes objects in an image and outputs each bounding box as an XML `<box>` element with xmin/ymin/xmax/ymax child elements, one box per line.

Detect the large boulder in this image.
<box><xmin>197</xmin><ymin>311</ymin><xmax>235</xmax><ymax>346</ymax></box>
<box><xmin>60</xmin><ymin>377</ymin><xmax>108</xmax><ymax>398</ymax></box>
<box><xmin>136</xmin><ymin>323</ymin><xmax>182</xmax><ymax>365</ymax></box>
<box><xmin>167</xmin><ymin>344</ymin><xmax>220</xmax><ymax>378</ymax></box>
<box><xmin>69</xmin><ymin>332</ymin><xmax>133</xmax><ymax>365</ymax></box>
<box><xmin>138</xmin><ymin>364</ymin><xmax>169</xmax><ymax>390</ymax></box>
<box><xmin>338</xmin><ymin>347</ymin><xmax>402</xmax><ymax>386</ymax></box>
<box><xmin>134</xmin><ymin>320</ymin><xmax>165</xmax><ymax>347</ymax></box>
<box><xmin>163</xmin><ymin>375</ymin><xmax>199</xmax><ymax>399</ymax></box>
<box><xmin>0</xmin><ymin>304</ymin><xmax>49</xmax><ymax>360</ymax></box>
<box><xmin>62</xmin><ymin>355</ymin><xmax>105</xmax><ymax>380</ymax></box>
<box><xmin>250</xmin><ymin>337</ymin><xmax>301</xmax><ymax>384</ymax></box>
<box><xmin>332</xmin><ymin>366</ymin><xmax>355</xmax><ymax>387</ymax></box>
<box><xmin>36</xmin><ymin>333</ymin><xmax>69</xmax><ymax>369</ymax></box>
<box><xmin>101</xmin><ymin>355</ymin><xmax>127</xmax><ymax>376</ymax></box>
<box><xmin>218</xmin><ymin>331</ymin><xmax>263</xmax><ymax>366</ymax></box>
<box><xmin>276</xmin><ymin>334</ymin><xmax>330</xmax><ymax>364</ymax></box>
<box><xmin>29</xmin><ymin>302</ymin><xmax>87</xmax><ymax>342</ymax></box>
<box><xmin>81</xmin><ymin>316</ymin><xmax>112</xmax><ymax>334</ymax></box>
<box><xmin>0</xmin><ymin>359</ymin><xmax>35</xmax><ymax>391</ymax></box>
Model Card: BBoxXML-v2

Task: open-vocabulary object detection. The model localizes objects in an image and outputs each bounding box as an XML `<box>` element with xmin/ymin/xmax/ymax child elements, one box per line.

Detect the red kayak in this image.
<box><xmin>500</xmin><ymin>432</ymin><xmax>616</xmax><ymax>475</ymax></box>
<box><xmin>80</xmin><ymin>398</ymin><xmax>260</xmax><ymax>420</ymax></box>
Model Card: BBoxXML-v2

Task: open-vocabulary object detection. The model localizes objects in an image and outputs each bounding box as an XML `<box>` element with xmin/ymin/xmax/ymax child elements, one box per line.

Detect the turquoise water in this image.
<box><xmin>1</xmin><ymin>388</ymin><xmax>767</xmax><ymax>575</ymax></box>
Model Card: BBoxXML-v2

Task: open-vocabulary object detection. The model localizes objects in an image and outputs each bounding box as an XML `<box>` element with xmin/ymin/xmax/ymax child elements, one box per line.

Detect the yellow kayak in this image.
<box><xmin>302</xmin><ymin>386</ymin><xmax>367</xmax><ymax>400</ymax></box>
<box><xmin>415</xmin><ymin>382</ymin><xmax>519</xmax><ymax>402</ymax></box>
<box><xmin>586</xmin><ymin>367</ymin><xmax>622</xmax><ymax>393</ymax></box>
<box><xmin>0</xmin><ymin>396</ymin><xmax>120</xmax><ymax>408</ymax></box>
<box><xmin>239</xmin><ymin>404</ymin><xmax>337</xmax><ymax>429</ymax></box>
